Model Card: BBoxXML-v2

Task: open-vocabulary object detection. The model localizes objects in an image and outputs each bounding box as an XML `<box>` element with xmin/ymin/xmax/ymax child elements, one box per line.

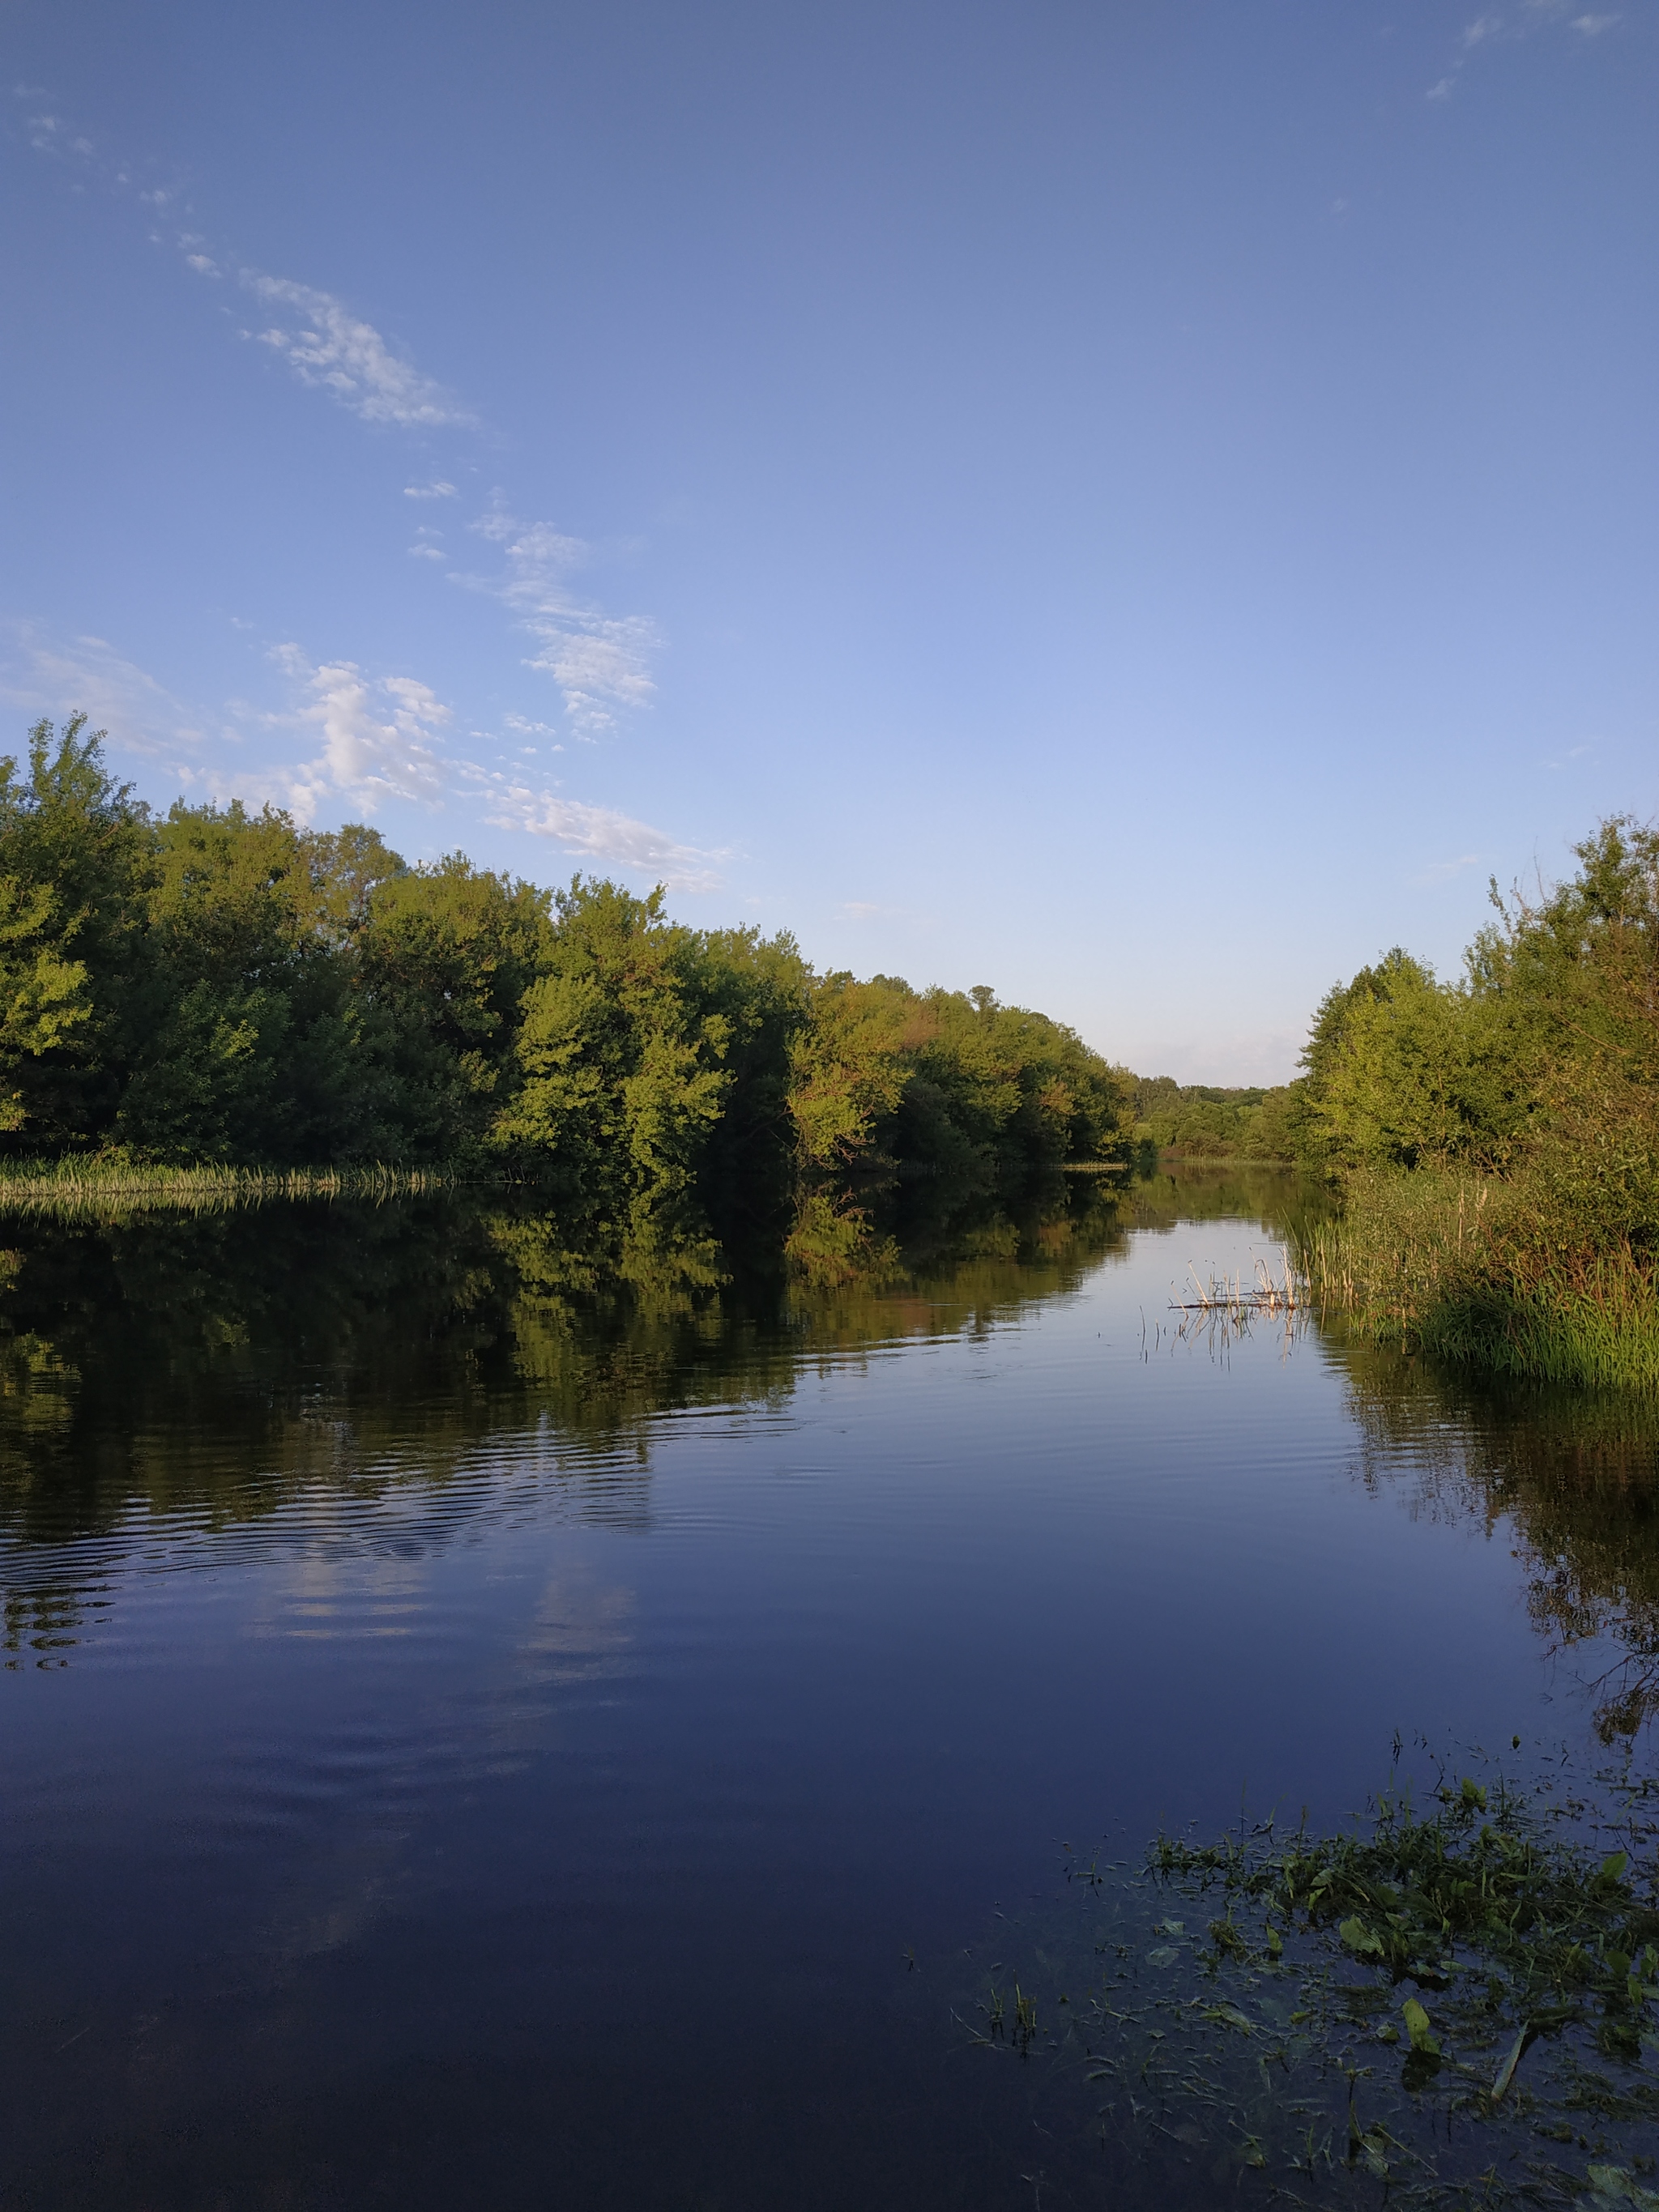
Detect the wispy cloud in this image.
<box><xmin>0</xmin><ymin>621</ymin><xmax>208</xmax><ymax>769</ymax></box>
<box><xmin>1410</xmin><ymin>852</ymin><xmax>1483</xmax><ymax>886</ymax></box>
<box><xmin>483</xmin><ymin>782</ymin><xmax>723</xmax><ymax>892</ymax></box>
<box><xmin>20</xmin><ymin>110</ymin><xmax>93</xmax><ymax>157</ymax></box>
<box><xmin>262</xmin><ymin>648</ymin><xmax>450</xmax><ymax>818</ymax></box>
<box><xmin>453</xmin><ymin>508</ymin><xmax>659</xmax><ymax>738</ymax></box>
<box><xmin>3</xmin><ymin>624</ymin><xmax>716</xmax><ymax>882</ymax></box>
<box><xmin>13</xmin><ymin>103</ymin><xmax>691</xmax><ymax>862</ymax></box>
<box><xmin>1428</xmin><ymin>0</ymin><xmax>1621</xmax><ymax>94</ymax></box>
<box><xmin>504</xmin><ymin>714</ymin><xmax>561</xmax><ymax>745</ymax></box>
<box><xmin>241</xmin><ymin>274</ymin><xmax>469</xmax><ymax>428</ymax></box>
<box><xmin>19</xmin><ymin>94</ymin><xmax>472</xmax><ymax>434</ymax></box>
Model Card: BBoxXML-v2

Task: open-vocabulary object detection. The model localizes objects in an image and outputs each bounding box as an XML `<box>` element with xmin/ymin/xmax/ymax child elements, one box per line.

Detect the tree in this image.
<box><xmin>0</xmin><ymin>718</ymin><xmax>154</xmax><ymax>1149</ymax></box>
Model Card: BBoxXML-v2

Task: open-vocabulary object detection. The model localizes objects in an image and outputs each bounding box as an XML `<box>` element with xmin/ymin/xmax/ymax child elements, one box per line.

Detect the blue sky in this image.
<box><xmin>3</xmin><ymin>0</ymin><xmax>1654</xmax><ymax>1080</ymax></box>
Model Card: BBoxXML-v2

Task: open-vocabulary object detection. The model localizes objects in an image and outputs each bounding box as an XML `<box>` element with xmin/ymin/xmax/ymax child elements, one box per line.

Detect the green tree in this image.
<box><xmin>0</xmin><ymin>718</ymin><xmax>154</xmax><ymax>1149</ymax></box>
<box><xmin>355</xmin><ymin>855</ymin><xmax>555</xmax><ymax>1161</ymax></box>
<box><xmin>491</xmin><ymin>878</ymin><xmax>739</xmax><ymax>1221</ymax></box>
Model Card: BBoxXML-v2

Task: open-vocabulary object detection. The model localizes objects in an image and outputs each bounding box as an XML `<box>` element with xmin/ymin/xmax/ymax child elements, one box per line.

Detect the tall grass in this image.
<box><xmin>1299</xmin><ymin>1169</ymin><xmax>1659</xmax><ymax>1390</ymax></box>
<box><xmin>0</xmin><ymin>1155</ymin><xmax>456</xmax><ymax>1217</ymax></box>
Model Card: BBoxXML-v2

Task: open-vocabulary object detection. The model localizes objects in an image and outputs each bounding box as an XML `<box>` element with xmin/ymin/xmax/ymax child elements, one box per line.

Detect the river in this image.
<box><xmin>2</xmin><ymin>1171</ymin><xmax>1654</xmax><ymax>2207</ymax></box>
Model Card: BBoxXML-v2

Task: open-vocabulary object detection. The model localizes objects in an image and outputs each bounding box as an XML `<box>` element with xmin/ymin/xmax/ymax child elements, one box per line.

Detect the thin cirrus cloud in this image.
<box><xmin>13</xmin><ymin>97</ymin><xmax>705</xmax><ymax>880</ymax></box>
<box><xmin>1410</xmin><ymin>852</ymin><xmax>1484</xmax><ymax>886</ymax></box>
<box><xmin>266</xmin><ymin>647</ymin><xmax>451</xmax><ymax>819</ymax></box>
<box><xmin>480</xmin><ymin>780</ymin><xmax>724</xmax><ymax>894</ymax></box>
<box><xmin>0</xmin><ymin>620</ymin><xmax>207</xmax><ymax>770</ymax></box>
<box><xmin>17</xmin><ymin>103</ymin><xmax>471</xmax><ymax>432</ymax></box>
<box><xmin>452</xmin><ymin>510</ymin><xmax>660</xmax><ymax>739</ymax></box>
<box><xmin>1427</xmin><ymin>2</ymin><xmax>1621</xmax><ymax>95</ymax></box>
<box><xmin>2</xmin><ymin>621</ymin><xmax>722</xmax><ymax>889</ymax></box>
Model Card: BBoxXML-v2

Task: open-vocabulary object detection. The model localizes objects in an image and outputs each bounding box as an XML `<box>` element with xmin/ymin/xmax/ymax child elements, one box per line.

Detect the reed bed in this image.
<box><xmin>1299</xmin><ymin>1170</ymin><xmax>1659</xmax><ymax>1392</ymax></box>
<box><xmin>0</xmin><ymin>1157</ymin><xmax>457</xmax><ymax>1217</ymax></box>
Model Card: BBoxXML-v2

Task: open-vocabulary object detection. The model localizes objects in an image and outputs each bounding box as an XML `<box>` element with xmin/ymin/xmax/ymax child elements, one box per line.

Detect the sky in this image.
<box><xmin>2</xmin><ymin>0</ymin><xmax>1655</xmax><ymax>1082</ymax></box>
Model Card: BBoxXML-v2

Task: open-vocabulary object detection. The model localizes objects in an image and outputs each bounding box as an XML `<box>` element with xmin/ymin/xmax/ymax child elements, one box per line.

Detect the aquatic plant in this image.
<box><xmin>943</xmin><ymin>1755</ymin><xmax>1659</xmax><ymax>2208</ymax></box>
<box><xmin>1299</xmin><ymin>1172</ymin><xmax>1659</xmax><ymax>1392</ymax></box>
<box><xmin>0</xmin><ymin>1154</ymin><xmax>454</xmax><ymax>1217</ymax></box>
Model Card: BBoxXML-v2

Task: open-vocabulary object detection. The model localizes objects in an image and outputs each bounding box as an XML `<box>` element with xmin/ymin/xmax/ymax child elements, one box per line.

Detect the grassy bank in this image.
<box><xmin>0</xmin><ymin>1156</ymin><xmax>455</xmax><ymax>1217</ymax></box>
<box><xmin>1300</xmin><ymin>1170</ymin><xmax>1659</xmax><ymax>1391</ymax></box>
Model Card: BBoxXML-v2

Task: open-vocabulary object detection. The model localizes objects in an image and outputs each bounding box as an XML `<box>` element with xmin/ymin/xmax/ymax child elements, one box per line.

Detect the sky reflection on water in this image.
<box><xmin>1</xmin><ymin>1177</ymin><xmax>1654</xmax><ymax>2209</ymax></box>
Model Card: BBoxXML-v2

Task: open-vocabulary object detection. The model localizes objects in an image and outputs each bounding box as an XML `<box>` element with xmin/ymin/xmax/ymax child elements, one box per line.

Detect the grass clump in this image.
<box><xmin>1299</xmin><ymin>1171</ymin><xmax>1659</xmax><ymax>1392</ymax></box>
<box><xmin>0</xmin><ymin>1154</ymin><xmax>454</xmax><ymax>1217</ymax></box>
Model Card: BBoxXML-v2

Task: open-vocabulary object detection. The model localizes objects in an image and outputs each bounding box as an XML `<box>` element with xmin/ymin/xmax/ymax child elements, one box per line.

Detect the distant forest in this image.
<box><xmin>1128</xmin><ymin>1076</ymin><xmax>1298</xmax><ymax>1161</ymax></box>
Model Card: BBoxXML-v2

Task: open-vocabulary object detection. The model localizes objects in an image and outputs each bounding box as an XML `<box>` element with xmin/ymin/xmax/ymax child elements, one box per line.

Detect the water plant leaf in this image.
<box><xmin>1340</xmin><ymin>1916</ymin><xmax>1385</xmax><ymax>1959</ymax></box>
<box><xmin>1581</xmin><ymin>2166</ymin><xmax>1659</xmax><ymax>2210</ymax></box>
<box><xmin>1401</xmin><ymin>1997</ymin><xmax>1439</xmax><ymax>2056</ymax></box>
<box><xmin>1491</xmin><ymin>2022</ymin><xmax>1533</xmax><ymax>2100</ymax></box>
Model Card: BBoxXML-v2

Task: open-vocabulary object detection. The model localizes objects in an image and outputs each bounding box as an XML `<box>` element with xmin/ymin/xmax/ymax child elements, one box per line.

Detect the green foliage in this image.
<box><xmin>0</xmin><ymin>717</ymin><xmax>154</xmax><ymax>1144</ymax></box>
<box><xmin>1297</xmin><ymin>816</ymin><xmax>1659</xmax><ymax>1386</ymax></box>
<box><xmin>0</xmin><ymin>720</ymin><xmax>1130</xmax><ymax>1251</ymax></box>
<box><xmin>1131</xmin><ymin>1074</ymin><xmax>1302</xmax><ymax>1160</ymax></box>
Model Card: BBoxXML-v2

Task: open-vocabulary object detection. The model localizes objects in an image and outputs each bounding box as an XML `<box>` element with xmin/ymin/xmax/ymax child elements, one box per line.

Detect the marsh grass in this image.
<box><xmin>0</xmin><ymin>1155</ymin><xmax>456</xmax><ymax>1217</ymax></box>
<box><xmin>1299</xmin><ymin>1172</ymin><xmax>1659</xmax><ymax>1392</ymax></box>
<box><xmin>938</xmin><ymin>1754</ymin><xmax>1659</xmax><ymax>2209</ymax></box>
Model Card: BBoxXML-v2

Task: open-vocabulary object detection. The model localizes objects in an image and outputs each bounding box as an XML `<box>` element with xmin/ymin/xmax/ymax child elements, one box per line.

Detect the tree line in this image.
<box><xmin>0</xmin><ymin>719</ymin><xmax>1132</xmax><ymax>1258</ymax></box>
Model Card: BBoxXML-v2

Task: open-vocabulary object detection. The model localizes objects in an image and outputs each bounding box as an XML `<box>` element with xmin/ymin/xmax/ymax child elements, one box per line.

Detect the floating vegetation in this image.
<box><xmin>940</xmin><ymin>1754</ymin><xmax>1659</xmax><ymax>2209</ymax></box>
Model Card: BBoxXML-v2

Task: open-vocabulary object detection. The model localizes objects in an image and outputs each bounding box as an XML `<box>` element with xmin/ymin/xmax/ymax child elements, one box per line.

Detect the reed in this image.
<box><xmin>1299</xmin><ymin>1169</ymin><xmax>1659</xmax><ymax>1391</ymax></box>
<box><xmin>1171</xmin><ymin>1248</ymin><xmax>1306</xmax><ymax>1317</ymax></box>
<box><xmin>0</xmin><ymin>1156</ymin><xmax>458</xmax><ymax>1217</ymax></box>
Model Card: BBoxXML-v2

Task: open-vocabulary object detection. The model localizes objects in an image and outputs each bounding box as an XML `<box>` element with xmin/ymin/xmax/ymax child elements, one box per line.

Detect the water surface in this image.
<box><xmin>2</xmin><ymin>1175</ymin><xmax>1654</xmax><ymax>2207</ymax></box>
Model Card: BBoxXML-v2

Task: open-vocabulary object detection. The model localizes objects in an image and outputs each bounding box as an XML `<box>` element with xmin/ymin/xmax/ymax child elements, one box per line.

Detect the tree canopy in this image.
<box><xmin>0</xmin><ymin>719</ymin><xmax>1134</xmax><ymax>1260</ymax></box>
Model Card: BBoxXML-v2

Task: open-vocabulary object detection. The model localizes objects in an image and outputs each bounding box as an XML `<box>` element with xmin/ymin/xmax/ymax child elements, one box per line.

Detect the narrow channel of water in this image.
<box><xmin>2</xmin><ymin>1175</ymin><xmax>1653</xmax><ymax>2207</ymax></box>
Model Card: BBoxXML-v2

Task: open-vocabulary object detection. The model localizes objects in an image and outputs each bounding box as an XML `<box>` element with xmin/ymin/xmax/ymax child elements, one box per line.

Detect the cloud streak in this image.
<box><xmin>3</xmin><ymin>624</ymin><xmax>719</xmax><ymax>886</ymax></box>
<box><xmin>454</xmin><ymin>509</ymin><xmax>660</xmax><ymax>737</ymax></box>
<box><xmin>241</xmin><ymin>274</ymin><xmax>470</xmax><ymax>428</ymax></box>
<box><xmin>0</xmin><ymin>621</ymin><xmax>208</xmax><ymax>768</ymax></box>
<box><xmin>16</xmin><ymin>103</ymin><xmax>469</xmax><ymax>432</ymax></box>
<box><xmin>266</xmin><ymin>648</ymin><xmax>450</xmax><ymax>817</ymax></box>
<box><xmin>1427</xmin><ymin>2</ymin><xmax>1622</xmax><ymax>95</ymax></box>
<box><xmin>483</xmin><ymin>782</ymin><xmax>723</xmax><ymax>892</ymax></box>
<box><xmin>1410</xmin><ymin>852</ymin><xmax>1483</xmax><ymax>885</ymax></box>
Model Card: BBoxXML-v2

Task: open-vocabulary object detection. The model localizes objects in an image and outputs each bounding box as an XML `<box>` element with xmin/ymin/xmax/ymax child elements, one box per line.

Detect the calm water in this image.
<box><xmin>2</xmin><ymin>1174</ymin><xmax>1655</xmax><ymax>2208</ymax></box>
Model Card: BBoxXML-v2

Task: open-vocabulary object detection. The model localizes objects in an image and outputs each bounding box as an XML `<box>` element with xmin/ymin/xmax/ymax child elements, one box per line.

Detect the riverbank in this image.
<box><xmin>0</xmin><ymin>1156</ymin><xmax>454</xmax><ymax>1216</ymax></box>
<box><xmin>1299</xmin><ymin>1169</ymin><xmax>1659</xmax><ymax>1392</ymax></box>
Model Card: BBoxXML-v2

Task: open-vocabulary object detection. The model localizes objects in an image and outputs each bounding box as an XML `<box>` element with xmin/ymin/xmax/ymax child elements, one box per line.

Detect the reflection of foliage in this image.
<box><xmin>0</xmin><ymin>1183</ymin><xmax>1129</xmax><ymax>1656</ymax></box>
<box><xmin>1338</xmin><ymin>1345</ymin><xmax>1659</xmax><ymax>1742</ymax></box>
<box><xmin>1122</xmin><ymin>1160</ymin><xmax>1331</xmax><ymax>1243</ymax></box>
